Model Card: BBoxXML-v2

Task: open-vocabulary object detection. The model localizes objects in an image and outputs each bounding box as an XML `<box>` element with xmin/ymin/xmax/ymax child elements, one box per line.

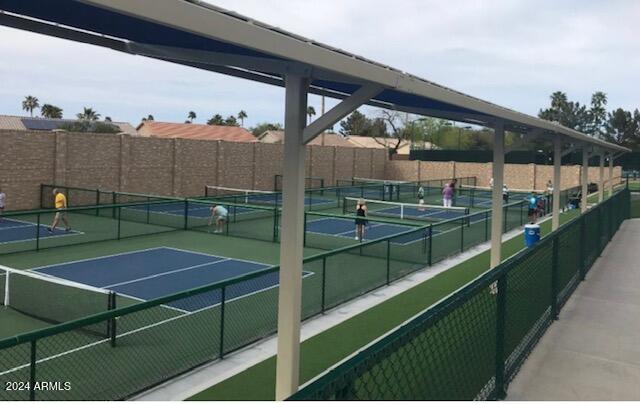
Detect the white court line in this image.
<box><xmin>30</xmin><ymin>246</ymin><xmax>169</xmax><ymax>271</ymax></box>
<box><xmin>305</xmin><ymin>218</ymin><xmax>423</xmax><ymax>247</ymax></box>
<box><xmin>103</xmin><ymin>259</ymin><xmax>231</xmax><ymax>289</ymax></box>
<box><xmin>0</xmin><ymin>229</ymin><xmax>84</xmax><ymax>246</ymax></box>
<box><xmin>0</xmin><ymin>270</ymin><xmax>313</xmax><ymax>378</ymax></box>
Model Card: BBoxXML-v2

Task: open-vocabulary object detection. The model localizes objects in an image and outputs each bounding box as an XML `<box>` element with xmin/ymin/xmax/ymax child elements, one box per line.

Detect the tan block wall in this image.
<box><xmin>419</xmin><ymin>161</ymin><xmax>455</xmax><ymax>181</ymax></box>
<box><xmin>354</xmin><ymin>149</ymin><xmax>374</xmax><ymax>179</ymax></box>
<box><xmin>309</xmin><ymin>146</ymin><xmax>335</xmax><ymax>187</ymax></box>
<box><xmin>0</xmin><ymin>131</ymin><xmax>55</xmax><ymax>209</ymax></box>
<box><xmin>454</xmin><ymin>162</ymin><xmax>491</xmax><ymax>186</ymax></box>
<box><xmin>384</xmin><ymin>160</ymin><xmax>420</xmax><ymax>181</ymax></box>
<box><xmin>334</xmin><ymin>148</ymin><xmax>355</xmax><ymax>183</ymax></box>
<box><xmin>0</xmin><ymin>129</ymin><xmax>626</xmax><ymax>211</ymax></box>
<box><xmin>127</xmin><ymin>137</ymin><xmax>174</xmax><ymax>195</ymax></box>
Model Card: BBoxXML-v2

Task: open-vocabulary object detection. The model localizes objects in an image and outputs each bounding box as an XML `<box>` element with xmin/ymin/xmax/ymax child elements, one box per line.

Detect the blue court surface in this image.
<box><xmin>306</xmin><ymin>217</ymin><xmax>434</xmax><ymax>245</ymax></box>
<box><xmin>372</xmin><ymin>205</ymin><xmax>467</xmax><ymax>221</ymax></box>
<box><xmin>33</xmin><ymin>247</ymin><xmax>308</xmax><ymax>313</ymax></box>
<box><xmin>0</xmin><ymin>218</ymin><xmax>80</xmax><ymax>244</ymax></box>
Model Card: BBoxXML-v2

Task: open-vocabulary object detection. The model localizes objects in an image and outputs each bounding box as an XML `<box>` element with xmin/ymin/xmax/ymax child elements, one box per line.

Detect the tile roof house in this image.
<box><xmin>137</xmin><ymin>121</ymin><xmax>256</xmax><ymax>142</ymax></box>
<box><xmin>257</xmin><ymin>130</ymin><xmax>431</xmax><ymax>156</ymax></box>
<box><xmin>257</xmin><ymin>130</ymin><xmax>355</xmax><ymax>147</ymax></box>
<box><xmin>0</xmin><ymin>115</ymin><xmax>137</xmax><ymax>135</ymax></box>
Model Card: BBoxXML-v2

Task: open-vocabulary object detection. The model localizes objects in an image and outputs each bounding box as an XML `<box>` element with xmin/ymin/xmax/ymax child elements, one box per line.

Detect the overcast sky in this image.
<box><xmin>0</xmin><ymin>0</ymin><xmax>638</xmax><ymax>128</ymax></box>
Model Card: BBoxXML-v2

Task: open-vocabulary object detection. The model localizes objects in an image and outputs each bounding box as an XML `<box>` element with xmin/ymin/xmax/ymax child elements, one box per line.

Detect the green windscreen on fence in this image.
<box><xmin>288</xmin><ymin>189</ymin><xmax>630</xmax><ymax>401</ymax></box>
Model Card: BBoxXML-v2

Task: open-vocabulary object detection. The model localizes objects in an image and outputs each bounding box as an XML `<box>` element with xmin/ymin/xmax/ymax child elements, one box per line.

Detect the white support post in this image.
<box><xmin>598</xmin><ymin>151</ymin><xmax>605</xmax><ymax>202</ymax></box>
<box><xmin>275</xmin><ymin>73</ymin><xmax>308</xmax><ymax>400</ymax></box>
<box><xmin>608</xmin><ymin>153</ymin><xmax>614</xmax><ymax>197</ymax></box>
<box><xmin>581</xmin><ymin>148</ymin><xmax>589</xmax><ymax>213</ymax></box>
<box><xmin>552</xmin><ymin>137</ymin><xmax>562</xmax><ymax>231</ymax></box>
<box><xmin>490</xmin><ymin>120</ymin><xmax>505</xmax><ymax>269</ymax></box>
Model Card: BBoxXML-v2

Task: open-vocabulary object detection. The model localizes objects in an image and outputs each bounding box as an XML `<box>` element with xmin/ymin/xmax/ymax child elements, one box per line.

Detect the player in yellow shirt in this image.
<box><xmin>48</xmin><ymin>188</ymin><xmax>71</xmax><ymax>233</ymax></box>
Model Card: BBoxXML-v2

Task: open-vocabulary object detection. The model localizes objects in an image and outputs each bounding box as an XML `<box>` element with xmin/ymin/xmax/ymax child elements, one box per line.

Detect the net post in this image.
<box><xmin>303</xmin><ymin>212</ymin><xmax>308</xmax><ymax>247</ymax></box>
<box><xmin>320</xmin><ymin>178</ymin><xmax>325</xmax><ymax>195</ymax></box>
<box><xmin>219</xmin><ymin>286</ymin><xmax>226</xmax><ymax>358</ymax></box>
<box><xmin>460</xmin><ymin>217</ymin><xmax>464</xmax><ymax>253</ymax></box>
<box><xmin>36</xmin><ymin>212</ymin><xmax>41</xmax><ymax>251</ymax></box>
<box><xmin>273</xmin><ymin>208</ymin><xmax>279</xmax><ymax>242</ymax></box>
<box><xmin>494</xmin><ymin>274</ymin><xmax>507</xmax><ymax>400</ymax></box>
<box><xmin>183</xmin><ymin>199</ymin><xmax>189</xmax><ymax>230</ymax></box>
<box><xmin>30</xmin><ymin>340</ymin><xmax>37</xmax><ymax>401</ymax></box>
<box><xmin>116</xmin><ymin>206</ymin><xmax>122</xmax><ymax>240</ymax></box>
<box><xmin>427</xmin><ymin>225</ymin><xmax>433</xmax><ymax>266</ymax></box>
<box><xmin>146</xmin><ymin>197</ymin><xmax>151</xmax><ymax>224</ymax></box>
<box><xmin>112</xmin><ymin>191</ymin><xmax>117</xmax><ymax>219</ymax></box>
<box><xmin>485</xmin><ymin>211</ymin><xmax>489</xmax><ymax>241</ymax></box>
<box><xmin>551</xmin><ymin>235</ymin><xmax>559</xmax><ymax>320</ymax></box>
<box><xmin>386</xmin><ymin>239</ymin><xmax>391</xmax><ymax>285</ymax></box>
<box><xmin>108</xmin><ymin>292</ymin><xmax>117</xmax><ymax>347</ymax></box>
<box><xmin>39</xmin><ymin>184</ymin><xmax>45</xmax><ymax>209</ymax></box>
<box><xmin>95</xmin><ymin>188</ymin><xmax>100</xmax><ymax>216</ymax></box>
<box><xmin>321</xmin><ymin>257</ymin><xmax>327</xmax><ymax>314</ymax></box>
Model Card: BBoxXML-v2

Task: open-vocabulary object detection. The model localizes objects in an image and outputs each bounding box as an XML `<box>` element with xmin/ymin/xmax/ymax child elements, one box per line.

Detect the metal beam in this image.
<box><xmin>302</xmin><ymin>84</ymin><xmax>383</xmax><ymax>143</ymax></box>
<box><xmin>552</xmin><ymin>137</ymin><xmax>562</xmax><ymax>231</ymax></box>
<box><xmin>490</xmin><ymin>120</ymin><xmax>505</xmax><ymax>268</ymax></box>
<box><xmin>275</xmin><ymin>74</ymin><xmax>308</xmax><ymax>400</ymax></box>
<box><xmin>608</xmin><ymin>152</ymin><xmax>615</xmax><ymax>197</ymax></box>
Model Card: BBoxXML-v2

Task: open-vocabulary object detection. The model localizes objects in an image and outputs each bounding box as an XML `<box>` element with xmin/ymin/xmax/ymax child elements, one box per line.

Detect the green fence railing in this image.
<box><xmin>288</xmin><ymin>188</ymin><xmax>630</xmax><ymax>401</ymax></box>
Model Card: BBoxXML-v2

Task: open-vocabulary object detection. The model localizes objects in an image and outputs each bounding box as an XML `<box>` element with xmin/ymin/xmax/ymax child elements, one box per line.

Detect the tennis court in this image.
<box><xmin>305</xmin><ymin>217</ymin><xmax>431</xmax><ymax>245</ymax></box>
<box><xmin>31</xmin><ymin>247</ymin><xmax>308</xmax><ymax>312</ymax></box>
<box><xmin>0</xmin><ymin>217</ymin><xmax>81</xmax><ymax>244</ymax></box>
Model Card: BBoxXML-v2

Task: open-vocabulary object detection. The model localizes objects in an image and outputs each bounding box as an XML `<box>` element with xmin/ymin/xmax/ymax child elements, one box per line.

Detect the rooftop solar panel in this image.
<box><xmin>21</xmin><ymin>118</ymin><xmax>64</xmax><ymax>131</ymax></box>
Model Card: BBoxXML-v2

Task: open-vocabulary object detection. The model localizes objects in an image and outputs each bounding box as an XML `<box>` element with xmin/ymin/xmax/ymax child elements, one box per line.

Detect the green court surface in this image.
<box><xmin>188</xmin><ymin>209</ymin><xmax>581</xmax><ymax>401</ymax></box>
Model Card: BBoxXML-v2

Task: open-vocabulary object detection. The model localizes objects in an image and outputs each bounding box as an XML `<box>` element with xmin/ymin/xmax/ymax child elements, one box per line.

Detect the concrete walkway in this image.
<box><xmin>507</xmin><ymin>219</ymin><xmax>640</xmax><ymax>400</ymax></box>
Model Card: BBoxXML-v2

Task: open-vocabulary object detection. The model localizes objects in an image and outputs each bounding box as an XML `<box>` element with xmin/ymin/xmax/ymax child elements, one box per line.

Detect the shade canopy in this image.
<box><xmin>0</xmin><ymin>0</ymin><xmax>629</xmax><ymax>153</ymax></box>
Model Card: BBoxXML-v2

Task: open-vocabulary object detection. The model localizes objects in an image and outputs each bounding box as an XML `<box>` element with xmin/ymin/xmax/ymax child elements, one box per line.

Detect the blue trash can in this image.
<box><xmin>524</xmin><ymin>224</ymin><xmax>541</xmax><ymax>247</ymax></box>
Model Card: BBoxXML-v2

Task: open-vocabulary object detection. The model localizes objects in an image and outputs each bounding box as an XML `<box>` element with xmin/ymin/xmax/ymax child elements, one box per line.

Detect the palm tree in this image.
<box><xmin>187</xmin><ymin>111</ymin><xmax>196</xmax><ymax>123</ymax></box>
<box><xmin>141</xmin><ymin>114</ymin><xmax>155</xmax><ymax>122</ymax></box>
<box><xmin>22</xmin><ymin>96</ymin><xmax>40</xmax><ymax>117</ymax></box>
<box><xmin>237</xmin><ymin>110</ymin><xmax>248</xmax><ymax>127</ymax></box>
<box><xmin>105</xmin><ymin>117</ymin><xmax>112</xmax><ymax>122</ymax></box>
<box><xmin>76</xmin><ymin>107</ymin><xmax>100</xmax><ymax>121</ymax></box>
<box><xmin>306</xmin><ymin>106</ymin><xmax>316</xmax><ymax>125</ymax></box>
<box><xmin>41</xmin><ymin>104</ymin><xmax>63</xmax><ymax>119</ymax></box>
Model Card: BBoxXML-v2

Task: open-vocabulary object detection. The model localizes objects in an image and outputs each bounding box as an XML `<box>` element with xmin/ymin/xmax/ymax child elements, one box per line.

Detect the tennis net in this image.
<box><xmin>204</xmin><ymin>185</ymin><xmax>281</xmax><ymax>206</ymax></box>
<box><xmin>343</xmin><ymin>197</ymin><xmax>469</xmax><ymax>223</ymax></box>
<box><xmin>1</xmin><ymin>265</ymin><xmax>115</xmax><ymax>337</ymax></box>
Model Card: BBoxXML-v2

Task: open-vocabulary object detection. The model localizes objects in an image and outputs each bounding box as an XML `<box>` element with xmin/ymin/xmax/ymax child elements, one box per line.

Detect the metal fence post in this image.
<box><xmin>428</xmin><ymin>225</ymin><xmax>433</xmax><ymax>266</ymax></box>
<box><xmin>36</xmin><ymin>213</ymin><xmax>41</xmax><ymax>251</ymax></box>
<box><xmin>386</xmin><ymin>239</ymin><xmax>391</xmax><ymax>285</ymax></box>
<box><xmin>273</xmin><ymin>208</ymin><xmax>279</xmax><ymax>242</ymax></box>
<box><xmin>579</xmin><ymin>215</ymin><xmax>586</xmax><ymax>281</ymax></box>
<box><xmin>321</xmin><ymin>257</ymin><xmax>327</xmax><ymax>314</ymax></box>
<box><xmin>551</xmin><ymin>236</ymin><xmax>559</xmax><ymax>320</ymax></box>
<box><xmin>494</xmin><ymin>275</ymin><xmax>507</xmax><ymax>400</ymax></box>
<box><xmin>460</xmin><ymin>218</ymin><xmax>464</xmax><ymax>253</ymax></box>
<box><xmin>183</xmin><ymin>199</ymin><xmax>189</xmax><ymax>230</ymax></box>
<box><xmin>116</xmin><ymin>206</ymin><xmax>122</xmax><ymax>240</ymax></box>
<box><xmin>485</xmin><ymin>211</ymin><xmax>489</xmax><ymax>241</ymax></box>
<box><xmin>219</xmin><ymin>286</ymin><xmax>226</xmax><ymax>358</ymax></box>
<box><xmin>30</xmin><ymin>340</ymin><xmax>37</xmax><ymax>400</ymax></box>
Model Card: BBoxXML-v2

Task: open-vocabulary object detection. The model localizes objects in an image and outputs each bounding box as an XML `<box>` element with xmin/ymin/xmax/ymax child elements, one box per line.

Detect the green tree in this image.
<box><xmin>22</xmin><ymin>95</ymin><xmax>40</xmax><ymax>117</ymax></box>
<box><xmin>40</xmin><ymin>104</ymin><xmax>63</xmax><ymax>119</ymax></box>
<box><xmin>76</xmin><ymin>107</ymin><xmax>100</xmax><ymax>121</ymax></box>
<box><xmin>306</xmin><ymin>106</ymin><xmax>316</xmax><ymax>125</ymax></box>
<box><xmin>207</xmin><ymin>114</ymin><xmax>225</xmax><ymax>126</ymax></box>
<box><xmin>187</xmin><ymin>111</ymin><xmax>196</xmax><ymax>123</ymax></box>
<box><xmin>250</xmin><ymin>122</ymin><xmax>283</xmax><ymax>137</ymax></box>
<box><xmin>588</xmin><ymin>91</ymin><xmax>608</xmax><ymax>138</ymax></box>
<box><xmin>603</xmin><ymin>108</ymin><xmax>640</xmax><ymax>148</ymax></box>
<box><xmin>237</xmin><ymin>110</ymin><xmax>248</xmax><ymax>127</ymax></box>
<box><xmin>104</xmin><ymin>116</ymin><xmax>112</xmax><ymax>122</ymax></box>
<box><xmin>224</xmin><ymin>115</ymin><xmax>239</xmax><ymax>126</ymax></box>
<box><xmin>339</xmin><ymin>110</ymin><xmax>370</xmax><ymax>136</ymax></box>
<box><xmin>58</xmin><ymin>121</ymin><xmax>120</xmax><ymax>134</ymax></box>
<box><xmin>142</xmin><ymin>114</ymin><xmax>154</xmax><ymax>122</ymax></box>
<box><xmin>538</xmin><ymin>91</ymin><xmax>590</xmax><ymax>132</ymax></box>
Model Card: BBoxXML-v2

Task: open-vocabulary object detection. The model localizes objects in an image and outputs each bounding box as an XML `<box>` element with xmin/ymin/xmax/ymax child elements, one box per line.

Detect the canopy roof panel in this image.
<box><xmin>0</xmin><ymin>0</ymin><xmax>629</xmax><ymax>153</ymax></box>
